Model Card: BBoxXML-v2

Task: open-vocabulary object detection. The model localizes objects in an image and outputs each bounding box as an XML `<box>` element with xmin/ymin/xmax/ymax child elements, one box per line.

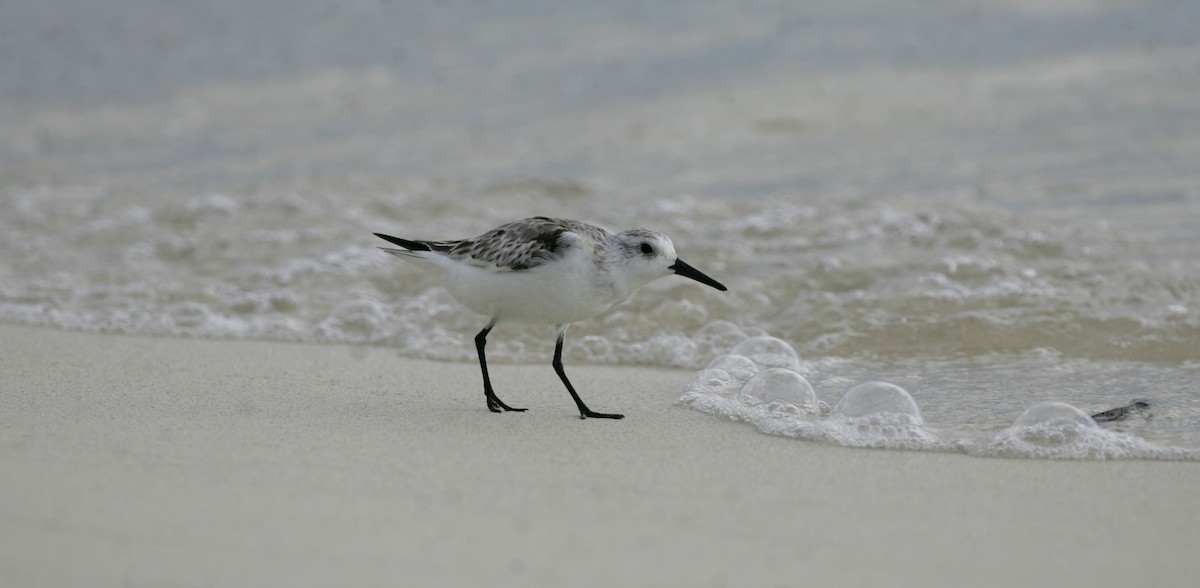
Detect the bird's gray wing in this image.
<box><xmin>445</xmin><ymin>217</ymin><xmax>608</xmax><ymax>271</ymax></box>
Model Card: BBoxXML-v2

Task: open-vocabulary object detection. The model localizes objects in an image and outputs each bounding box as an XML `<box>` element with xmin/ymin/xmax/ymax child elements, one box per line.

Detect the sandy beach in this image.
<box><xmin>4</xmin><ymin>1</ymin><xmax>1200</xmax><ymax>585</ymax></box>
<box><xmin>1</xmin><ymin>324</ymin><xmax>1196</xmax><ymax>587</ymax></box>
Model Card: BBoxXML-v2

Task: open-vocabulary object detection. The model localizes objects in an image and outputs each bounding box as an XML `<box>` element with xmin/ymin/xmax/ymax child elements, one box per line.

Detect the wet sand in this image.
<box><xmin>2</xmin><ymin>324</ymin><xmax>1198</xmax><ymax>587</ymax></box>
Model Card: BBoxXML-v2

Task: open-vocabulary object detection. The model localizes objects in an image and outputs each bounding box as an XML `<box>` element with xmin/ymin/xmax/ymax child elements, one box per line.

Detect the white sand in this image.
<box><xmin>2</xmin><ymin>324</ymin><xmax>1198</xmax><ymax>587</ymax></box>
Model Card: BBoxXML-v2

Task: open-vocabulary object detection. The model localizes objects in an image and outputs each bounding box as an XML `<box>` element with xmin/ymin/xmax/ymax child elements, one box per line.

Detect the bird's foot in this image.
<box><xmin>580</xmin><ymin>409</ymin><xmax>624</xmax><ymax>420</ymax></box>
<box><xmin>486</xmin><ymin>394</ymin><xmax>527</xmax><ymax>413</ymax></box>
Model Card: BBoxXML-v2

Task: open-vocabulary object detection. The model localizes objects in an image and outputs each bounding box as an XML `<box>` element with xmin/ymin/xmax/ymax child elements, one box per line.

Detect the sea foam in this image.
<box><xmin>679</xmin><ymin>337</ymin><xmax>1196</xmax><ymax>460</ymax></box>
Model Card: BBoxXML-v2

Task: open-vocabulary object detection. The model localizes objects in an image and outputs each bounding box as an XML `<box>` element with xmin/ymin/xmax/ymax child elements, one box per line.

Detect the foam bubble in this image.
<box><xmin>693</xmin><ymin>320</ymin><xmax>751</xmax><ymax>359</ymax></box>
<box><xmin>676</xmin><ymin>369</ymin><xmax>745</xmax><ymax>417</ymax></box>
<box><xmin>705</xmin><ymin>354</ymin><xmax>759</xmax><ymax>383</ymax></box>
<box><xmin>834</xmin><ymin>381</ymin><xmax>923</xmax><ymax>424</ymax></box>
<box><xmin>998</xmin><ymin>400</ymin><xmax>1098</xmax><ymax>453</ymax></box>
<box><xmin>677</xmin><ymin>346</ymin><xmax>1194</xmax><ymax>459</ymax></box>
<box><xmin>687</xmin><ymin>368</ymin><xmax>741</xmax><ymax>397</ymax></box>
<box><xmin>783</xmin><ymin>413</ymin><xmax>944</xmax><ymax>451</ymax></box>
<box><xmin>730</xmin><ymin>336</ymin><xmax>801</xmax><ymax>371</ymax></box>
<box><xmin>970</xmin><ymin>401</ymin><xmax>1194</xmax><ymax>460</ymax></box>
<box><xmin>738</xmin><ymin>368</ymin><xmax>817</xmax><ymax>408</ymax></box>
<box><xmin>1012</xmin><ymin>401</ymin><xmax>1096</xmax><ymax>431</ymax></box>
<box><xmin>677</xmin><ymin>361</ymin><xmax>943</xmax><ymax>450</ymax></box>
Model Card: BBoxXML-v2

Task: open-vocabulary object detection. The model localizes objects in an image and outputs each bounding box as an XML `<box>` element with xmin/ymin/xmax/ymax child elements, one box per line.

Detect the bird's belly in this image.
<box><xmin>444</xmin><ymin>264</ymin><xmax>619</xmax><ymax>325</ymax></box>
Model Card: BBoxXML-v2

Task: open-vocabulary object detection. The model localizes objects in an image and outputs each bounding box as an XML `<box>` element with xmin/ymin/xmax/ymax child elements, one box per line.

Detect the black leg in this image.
<box><xmin>553</xmin><ymin>330</ymin><xmax>623</xmax><ymax>420</ymax></box>
<box><xmin>475</xmin><ymin>323</ymin><xmax>526</xmax><ymax>413</ymax></box>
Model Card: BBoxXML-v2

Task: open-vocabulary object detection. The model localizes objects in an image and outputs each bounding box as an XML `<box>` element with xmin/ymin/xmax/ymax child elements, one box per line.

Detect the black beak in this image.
<box><xmin>669</xmin><ymin>259</ymin><xmax>728</xmax><ymax>291</ymax></box>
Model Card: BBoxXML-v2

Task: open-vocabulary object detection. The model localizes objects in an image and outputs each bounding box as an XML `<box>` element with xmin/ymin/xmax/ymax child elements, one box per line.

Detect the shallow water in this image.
<box><xmin>2</xmin><ymin>0</ymin><xmax>1198</xmax><ymax>457</ymax></box>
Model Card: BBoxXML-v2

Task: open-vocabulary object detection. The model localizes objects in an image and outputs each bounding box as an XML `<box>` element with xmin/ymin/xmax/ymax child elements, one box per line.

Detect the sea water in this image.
<box><xmin>2</xmin><ymin>0</ymin><xmax>1198</xmax><ymax>458</ymax></box>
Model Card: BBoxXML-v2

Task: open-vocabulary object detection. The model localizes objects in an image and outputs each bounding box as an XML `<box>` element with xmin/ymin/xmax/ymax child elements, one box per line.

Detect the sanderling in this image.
<box><xmin>375</xmin><ymin>216</ymin><xmax>727</xmax><ymax>419</ymax></box>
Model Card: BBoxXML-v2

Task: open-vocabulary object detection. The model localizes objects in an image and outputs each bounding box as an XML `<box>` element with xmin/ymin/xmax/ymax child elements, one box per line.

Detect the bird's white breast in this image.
<box><xmin>441</xmin><ymin>245</ymin><xmax>625</xmax><ymax>325</ymax></box>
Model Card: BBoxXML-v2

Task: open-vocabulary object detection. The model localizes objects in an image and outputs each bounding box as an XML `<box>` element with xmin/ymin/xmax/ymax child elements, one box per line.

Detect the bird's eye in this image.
<box><xmin>639</xmin><ymin>242</ymin><xmax>654</xmax><ymax>255</ymax></box>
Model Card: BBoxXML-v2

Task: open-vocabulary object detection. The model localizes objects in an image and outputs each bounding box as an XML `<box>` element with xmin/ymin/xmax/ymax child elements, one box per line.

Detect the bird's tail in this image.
<box><xmin>374</xmin><ymin>233</ymin><xmax>431</xmax><ymax>250</ymax></box>
<box><xmin>374</xmin><ymin>232</ymin><xmax>433</xmax><ymax>259</ymax></box>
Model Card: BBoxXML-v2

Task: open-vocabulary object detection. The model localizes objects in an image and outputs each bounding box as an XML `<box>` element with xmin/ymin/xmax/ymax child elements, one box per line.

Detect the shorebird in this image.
<box><xmin>375</xmin><ymin>216</ymin><xmax>727</xmax><ymax>419</ymax></box>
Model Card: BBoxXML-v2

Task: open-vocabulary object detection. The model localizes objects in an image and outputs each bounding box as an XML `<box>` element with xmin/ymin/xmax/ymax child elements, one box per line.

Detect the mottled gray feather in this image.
<box><xmin>405</xmin><ymin>217</ymin><xmax>610</xmax><ymax>271</ymax></box>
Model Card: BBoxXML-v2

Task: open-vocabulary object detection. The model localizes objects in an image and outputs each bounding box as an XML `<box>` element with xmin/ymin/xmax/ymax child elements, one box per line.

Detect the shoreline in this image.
<box><xmin>2</xmin><ymin>324</ymin><xmax>1198</xmax><ymax>587</ymax></box>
